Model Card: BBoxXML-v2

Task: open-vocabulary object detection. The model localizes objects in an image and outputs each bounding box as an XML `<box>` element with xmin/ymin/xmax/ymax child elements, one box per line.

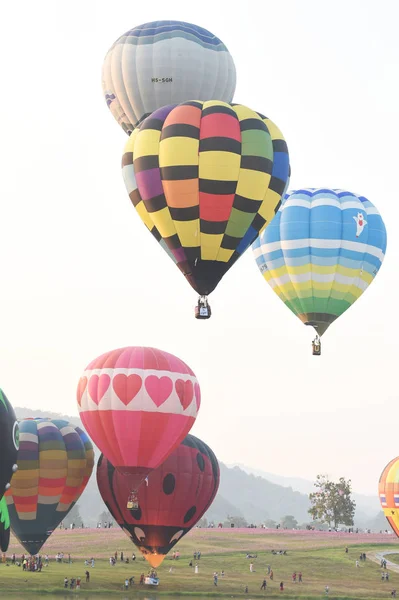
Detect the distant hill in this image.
<box><xmin>13</xmin><ymin>408</ymin><xmax>389</xmax><ymax>530</ymax></box>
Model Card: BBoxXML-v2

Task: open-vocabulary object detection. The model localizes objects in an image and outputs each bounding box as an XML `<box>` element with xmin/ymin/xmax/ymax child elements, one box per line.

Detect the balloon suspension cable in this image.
<box><xmin>195</xmin><ymin>295</ymin><xmax>211</xmax><ymax>320</ymax></box>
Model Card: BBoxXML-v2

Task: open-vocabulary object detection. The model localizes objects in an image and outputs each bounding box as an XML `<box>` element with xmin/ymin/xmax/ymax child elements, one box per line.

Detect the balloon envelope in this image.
<box><xmin>6</xmin><ymin>418</ymin><xmax>94</xmax><ymax>555</ymax></box>
<box><xmin>253</xmin><ymin>188</ymin><xmax>387</xmax><ymax>336</ymax></box>
<box><xmin>77</xmin><ymin>347</ymin><xmax>200</xmax><ymax>489</ymax></box>
<box><xmin>97</xmin><ymin>434</ymin><xmax>219</xmax><ymax>567</ymax></box>
<box><xmin>122</xmin><ymin>101</ymin><xmax>290</xmax><ymax>297</ymax></box>
<box><xmin>0</xmin><ymin>389</ymin><xmax>19</xmax><ymax>551</ymax></box>
<box><xmin>102</xmin><ymin>20</ymin><xmax>236</xmax><ymax>134</ymax></box>
<box><xmin>379</xmin><ymin>457</ymin><xmax>399</xmax><ymax>537</ymax></box>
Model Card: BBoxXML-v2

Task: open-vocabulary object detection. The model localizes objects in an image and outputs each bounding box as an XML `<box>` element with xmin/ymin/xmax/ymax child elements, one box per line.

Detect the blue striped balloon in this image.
<box><xmin>252</xmin><ymin>188</ymin><xmax>387</xmax><ymax>336</ymax></box>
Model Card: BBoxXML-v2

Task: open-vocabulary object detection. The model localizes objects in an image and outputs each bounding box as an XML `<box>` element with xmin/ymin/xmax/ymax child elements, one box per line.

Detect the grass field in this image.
<box><xmin>2</xmin><ymin>527</ymin><xmax>399</xmax><ymax>598</ymax></box>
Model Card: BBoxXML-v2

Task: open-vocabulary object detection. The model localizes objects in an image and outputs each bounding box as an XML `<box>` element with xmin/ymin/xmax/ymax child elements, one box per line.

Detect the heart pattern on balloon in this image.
<box><xmin>113</xmin><ymin>373</ymin><xmax>142</xmax><ymax>405</ymax></box>
<box><xmin>194</xmin><ymin>383</ymin><xmax>201</xmax><ymax>411</ymax></box>
<box><xmin>77</xmin><ymin>377</ymin><xmax>88</xmax><ymax>406</ymax></box>
<box><xmin>175</xmin><ymin>379</ymin><xmax>194</xmax><ymax>410</ymax></box>
<box><xmin>88</xmin><ymin>374</ymin><xmax>111</xmax><ymax>405</ymax></box>
<box><xmin>145</xmin><ymin>375</ymin><xmax>173</xmax><ymax>407</ymax></box>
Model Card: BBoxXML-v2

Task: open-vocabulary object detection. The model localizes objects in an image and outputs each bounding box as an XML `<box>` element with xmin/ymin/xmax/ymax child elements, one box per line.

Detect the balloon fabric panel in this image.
<box><xmin>6</xmin><ymin>418</ymin><xmax>93</xmax><ymax>555</ymax></box>
<box><xmin>77</xmin><ymin>347</ymin><xmax>200</xmax><ymax>488</ymax></box>
<box><xmin>97</xmin><ymin>434</ymin><xmax>219</xmax><ymax>567</ymax></box>
<box><xmin>379</xmin><ymin>457</ymin><xmax>399</xmax><ymax>537</ymax></box>
<box><xmin>253</xmin><ymin>188</ymin><xmax>386</xmax><ymax>336</ymax></box>
<box><xmin>102</xmin><ymin>20</ymin><xmax>236</xmax><ymax>134</ymax></box>
<box><xmin>0</xmin><ymin>389</ymin><xmax>18</xmax><ymax>551</ymax></box>
<box><xmin>122</xmin><ymin>101</ymin><xmax>290</xmax><ymax>296</ymax></box>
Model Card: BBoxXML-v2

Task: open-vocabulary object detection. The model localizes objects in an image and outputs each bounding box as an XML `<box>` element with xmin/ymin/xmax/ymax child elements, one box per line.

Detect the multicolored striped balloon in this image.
<box><xmin>77</xmin><ymin>347</ymin><xmax>200</xmax><ymax>490</ymax></box>
<box><xmin>6</xmin><ymin>419</ymin><xmax>94</xmax><ymax>555</ymax></box>
<box><xmin>103</xmin><ymin>20</ymin><xmax>236</xmax><ymax>134</ymax></box>
<box><xmin>379</xmin><ymin>457</ymin><xmax>399</xmax><ymax>537</ymax></box>
<box><xmin>122</xmin><ymin>101</ymin><xmax>290</xmax><ymax>297</ymax></box>
<box><xmin>253</xmin><ymin>188</ymin><xmax>387</xmax><ymax>337</ymax></box>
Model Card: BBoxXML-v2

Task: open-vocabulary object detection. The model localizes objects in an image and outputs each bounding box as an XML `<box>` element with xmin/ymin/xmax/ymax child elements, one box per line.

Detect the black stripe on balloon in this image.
<box><xmin>252</xmin><ymin>213</ymin><xmax>267</xmax><ymax>231</ymax></box>
<box><xmin>199</xmin><ymin>179</ymin><xmax>237</xmax><ymax>195</ymax></box>
<box><xmin>273</xmin><ymin>139</ymin><xmax>288</xmax><ymax>153</ymax></box>
<box><xmin>233</xmin><ymin>195</ymin><xmax>262</xmax><ymax>213</ymax></box>
<box><xmin>269</xmin><ymin>176</ymin><xmax>287</xmax><ymax>196</ymax></box>
<box><xmin>255</xmin><ymin>110</ymin><xmax>267</xmax><ymax>120</ymax></box>
<box><xmin>129</xmin><ymin>189</ymin><xmax>142</xmax><ymax>207</ymax></box>
<box><xmin>169</xmin><ymin>205</ymin><xmax>199</xmax><ymax>221</ymax></box>
<box><xmin>144</xmin><ymin>194</ymin><xmax>167</xmax><ymax>213</ymax></box>
<box><xmin>161</xmin><ymin>124</ymin><xmax>200</xmax><ymax>140</ymax></box>
<box><xmin>134</xmin><ymin>155</ymin><xmax>159</xmax><ymax>173</ymax></box>
<box><xmin>199</xmin><ymin>137</ymin><xmax>241</xmax><ymax>154</ymax></box>
<box><xmin>122</xmin><ymin>152</ymin><xmax>133</xmax><ymax>167</ymax></box>
<box><xmin>163</xmin><ymin>234</ymin><xmax>181</xmax><ymax>250</ymax></box>
<box><xmin>182</xmin><ymin>100</ymin><xmax>203</xmax><ymax>109</ymax></box>
<box><xmin>241</xmin><ymin>156</ymin><xmax>273</xmax><ymax>174</ymax></box>
<box><xmin>151</xmin><ymin>226</ymin><xmax>162</xmax><ymax>242</ymax></box>
<box><xmin>202</xmin><ymin>104</ymin><xmax>237</xmax><ymax>118</ymax></box>
<box><xmin>183</xmin><ymin>247</ymin><xmax>200</xmax><ymax>261</ymax></box>
<box><xmin>161</xmin><ymin>165</ymin><xmax>199</xmax><ymax>180</ymax></box>
<box><xmin>274</xmin><ymin>198</ymin><xmax>282</xmax><ymax>214</ymax></box>
<box><xmin>220</xmin><ymin>234</ymin><xmax>241</xmax><ymax>250</ymax></box>
<box><xmin>200</xmin><ymin>219</ymin><xmax>228</xmax><ymax>235</ymax></box>
<box><xmin>139</xmin><ymin>117</ymin><xmax>164</xmax><ymax>131</ymax></box>
<box><xmin>239</xmin><ymin>118</ymin><xmax>267</xmax><ymax>132</ymax></box>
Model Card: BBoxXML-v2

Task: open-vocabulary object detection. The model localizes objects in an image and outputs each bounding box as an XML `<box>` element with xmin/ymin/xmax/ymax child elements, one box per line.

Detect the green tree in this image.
<box><xmin>308</xmin><ymin>474</ymin><xmax>356</xmax><ymax>528</ymax></box>
<box><xmin>264</xmin><ymin>519</ymin><xmax>277</xmax><ymax>528</ymax></box>
<box><xmin>223</xmin><ymin>515</ymin><xmax>248</xmax><ymax>528</ymax></box>
<box><xmin>280</xmin><ymin>515</ymin><xmax>298</xmax><ymax>529</ymax></box>
<box><xmin>63</xmin><ymin>504</ymin><xmax>83</xmax><ymax>528</ymax></box>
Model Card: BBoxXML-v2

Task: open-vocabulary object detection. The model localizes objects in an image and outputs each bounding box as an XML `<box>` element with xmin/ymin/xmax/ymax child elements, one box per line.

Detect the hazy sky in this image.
<box><xmin>1</xmin><ymin>0</ymin><xmax>397</xmax><ymax>496</ymax></box>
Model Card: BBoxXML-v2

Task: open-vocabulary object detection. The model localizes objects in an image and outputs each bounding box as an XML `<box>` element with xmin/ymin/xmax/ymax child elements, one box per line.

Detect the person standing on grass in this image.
<box><xmin>298</xmin><ymin>572</ymin><xmax>303</xmax><ymax>583</ymax></box>
<box><xmin>280</xmin><ymin>581</ymin><xmax>284</xmax><ymax>591</ymax></box>
<box><xmin>214</xmin><ymin>573</ymin><xmax>218</xmax><ymax>586</ymax></box>
<box><xmin>250</xmin><ymin>562</ymin><xmax>254</xmax><ymax>572</ymax></box>
<box><xmin>195</xmin><ymin>563</ymin><xmax>199</xmax><ymax>574</ymax></box>
<box><xmin>325</xmin><ymin>585</ymin><xmax>329</xmax><ymax>595</ymax></box>
<box><xmin>85</xmin><ymin>570</ymin><xmax>90</xmax><ymax>583</ymax></box>
<box><xmin>76</xmin><ymin>576</ymin><xmax>81</xmax><ymax>590</ymax></box>
<box><xmin>261</xmin><ymin>578</ymin><xmax>267</xmax><ymax>590</ymax></box>
<box><xmin>355</xmin><ymin>560</ymin><xmax>359</xmax><ymax>567</ymax></box>
<box><xmin>270</xmin><ymin>569</ymin><xmax>274</xmax><ymax>580</ymax></box>
<box><xmin>124</xmin><ymin>578</ymin><xmax>129</xmax><ymax>590</ymax></box>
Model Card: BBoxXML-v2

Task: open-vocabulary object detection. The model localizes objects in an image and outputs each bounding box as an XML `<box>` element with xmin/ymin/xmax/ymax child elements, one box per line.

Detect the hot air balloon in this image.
<box><xmin>252</xmin><ymin>188</ymin><xmax>387</xmax><ymax>354</ymax></box>
<box><xmin>379</xmin><ymin>457</ymin><xmax>399</xmax><ymax>537</ymax></box>
<box><xmin>97</xmin><ymin>434</ymin><xmax>219</xmax><ymax>567</ymax></box>
<box><xmin>122</xmin><ymin>101</ymin><xmax>290</xmax><ymax>317</ymax></box>
<box><xmin>6</xmin><ymin>418</ymin><xmax>94</xmax><ymax>555</ymax></box>
<box><xmin>77</xmin><ymin>346</ymin><xmax>200</xmax><ymax>509</ymax></box>
<box><xmin>0</xmin><ymin>389</ymin><xmax>19</xmax><ymax>552</ymax></box>
<box><xmin>102</xmin><ymin>20</ymin><xmax>236</xmax><ymax>134</ymax></box>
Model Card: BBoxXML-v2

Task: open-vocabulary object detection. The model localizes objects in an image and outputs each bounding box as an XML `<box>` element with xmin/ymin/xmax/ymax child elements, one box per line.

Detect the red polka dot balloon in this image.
<box><xmin>77</xmin><ymin>347</ymin><xmax>200</xmax><ymax>489</ymax></box>
<box><xmin>97</xmin><ymin>434</ymin><xmax>219</xmax><ymax>567</ymax></box>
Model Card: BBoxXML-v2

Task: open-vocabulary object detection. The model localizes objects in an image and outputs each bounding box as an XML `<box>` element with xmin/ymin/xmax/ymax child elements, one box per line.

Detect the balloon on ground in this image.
<box><xmin>77</xmin><ymin>346</ymin><xmax>201</xmax><ymax>493</ymax></box>
<box><xmin>379</xmin><ymin>457</ymin><xmax>399</xmax><ymax>537</ymax></box>
<box><xmin>102</xmin><ymin>20</ymin><xmax>236</xmax><ymax>134</ymax></box>
<box><xmin>0</xmin><ymin>389</ymin><xmax>19</xmax><ymax>552</ymax></box>
<box><xmin>122</xmin><ymin>101</ymin><xmax>290</xmax><ymax>314</ymax></box>
<box><xmin>253</xmin><ymin>188</ymin><xmax>387</xmax><ymax>340</ymax></box>
<box><xmin>6</xmin><ymin>418</ymin><xmax>94</xmax><ymax>555</ymax></box>
<box><xmin>97</xmin><ymin>434</ymin><xmax>219</xmax><ymax>567</ymax></box>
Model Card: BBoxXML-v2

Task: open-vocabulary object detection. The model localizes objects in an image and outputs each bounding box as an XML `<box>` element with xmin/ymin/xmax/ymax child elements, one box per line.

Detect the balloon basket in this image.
<box><xmin>195</xmin><ymin>296</ymin><xmax>211</xmax><ymax>320</ymax></box>
<box><xmin>312</xmin><ymin>336</ymin><xmax>321</xmax><ymax>356</ymax></box>
<box><xmin>127</xmin><ymin>491</ymin><xmax>139</xmax><ymax>510</ymax></box>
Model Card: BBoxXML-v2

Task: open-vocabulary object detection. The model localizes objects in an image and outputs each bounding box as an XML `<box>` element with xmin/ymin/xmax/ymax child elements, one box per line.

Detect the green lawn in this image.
<box><xmin>1</xmin><ymin>528</ymin><xmax>399</xmax><ymax>598</ymax></box>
